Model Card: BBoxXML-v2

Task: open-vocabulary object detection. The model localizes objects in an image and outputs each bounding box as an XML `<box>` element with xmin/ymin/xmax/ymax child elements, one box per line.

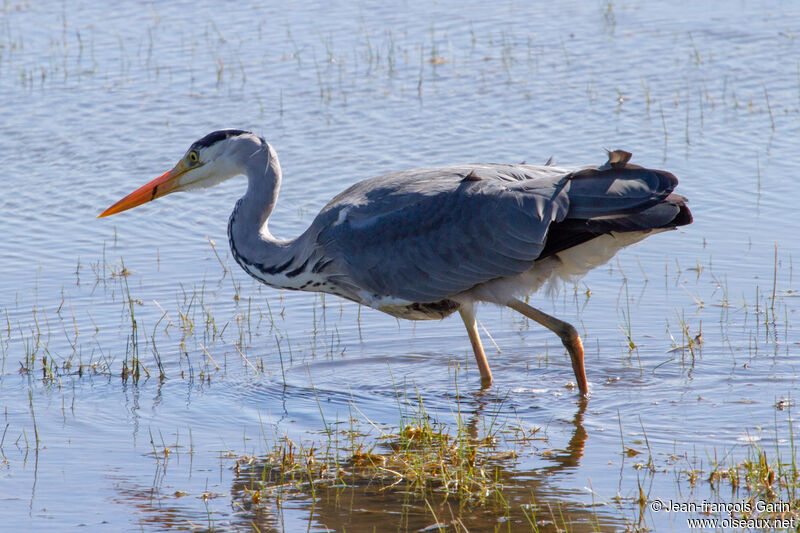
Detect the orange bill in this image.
<box><xmin>98</xmin><ymin>162</ymin><xmax>188</xmax><ymax>218</ymax></box>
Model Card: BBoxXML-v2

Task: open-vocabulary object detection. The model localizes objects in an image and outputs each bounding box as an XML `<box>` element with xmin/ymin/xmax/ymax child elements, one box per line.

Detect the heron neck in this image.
<box><xmin>227</xmin><ymin>142</ymin><xmax>299</xmax><ymax>276</ymax></box>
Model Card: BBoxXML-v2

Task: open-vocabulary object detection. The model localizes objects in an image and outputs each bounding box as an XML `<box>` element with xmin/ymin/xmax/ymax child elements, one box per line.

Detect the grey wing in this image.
<box><xmin>314</xmin><ymin>166</ymin><xmax>569</xmax><ymax>302</ymax></box>
<box><xmin>314</xmin><ymin>154</ymin><xmax>687</xmax><ymax>304</ymax></box>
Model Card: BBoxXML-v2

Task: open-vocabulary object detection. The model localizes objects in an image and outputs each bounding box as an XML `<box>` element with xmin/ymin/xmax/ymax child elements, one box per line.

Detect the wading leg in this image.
<box><xmin>506</xmin><ymin>298</ymin><xmax>588</xmax><ymax>396</ymax></box>
<box><xmin>458</xmin><ymin>305</ymin><xmax>492</xmax><ymax>385</ymax></box>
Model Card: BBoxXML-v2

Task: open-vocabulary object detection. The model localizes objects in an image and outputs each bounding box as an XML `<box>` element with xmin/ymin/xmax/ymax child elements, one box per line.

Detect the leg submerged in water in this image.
<box><xmin>458</xmin><ymin>305</ymin><xmax>492</xmax><ymax>385</ymax></box>
<box><xmin>506</xmin><ymin>298</ymin><xmax>588</xmax><ymax>396</ymax></box>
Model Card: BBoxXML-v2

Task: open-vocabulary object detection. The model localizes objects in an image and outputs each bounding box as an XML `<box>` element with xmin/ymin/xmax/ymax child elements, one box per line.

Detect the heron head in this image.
<box><xmin>98</xmin><ymin>129</ymin><xmax>262</xmax><ymax>217</ymax></box>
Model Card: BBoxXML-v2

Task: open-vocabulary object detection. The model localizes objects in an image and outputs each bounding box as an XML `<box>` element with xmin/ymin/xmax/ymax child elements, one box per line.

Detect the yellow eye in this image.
<box><xmin>188</xmin><ymin>151</ymin><xmax>199</xmax><ymax>163</ymax></box>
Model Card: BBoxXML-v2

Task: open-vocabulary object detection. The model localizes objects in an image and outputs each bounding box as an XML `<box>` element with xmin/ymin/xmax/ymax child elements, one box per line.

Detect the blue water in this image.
<box><xmin>1</xmin><ymin>1</ymin><xmax>799</xmax><ymax>531</ymax></box>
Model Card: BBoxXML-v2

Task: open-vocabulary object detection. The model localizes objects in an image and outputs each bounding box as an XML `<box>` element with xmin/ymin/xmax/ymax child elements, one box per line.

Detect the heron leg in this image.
<box><xmin>506</xmin><ymin>298</ymin><xmax>588</xmax><ymax>396</ymax></box>
<box><xmin>458</xmin><ymin>306</ymin><xmax>492</xmax><ymax>385</ymax></box>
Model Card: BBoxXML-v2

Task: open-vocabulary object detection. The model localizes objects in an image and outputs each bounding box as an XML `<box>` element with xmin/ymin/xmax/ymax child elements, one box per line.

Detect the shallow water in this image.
<box><xmin>1</xmin><ymin>1</ymin><xmax>799</xmax><ymax>531</ymax></box>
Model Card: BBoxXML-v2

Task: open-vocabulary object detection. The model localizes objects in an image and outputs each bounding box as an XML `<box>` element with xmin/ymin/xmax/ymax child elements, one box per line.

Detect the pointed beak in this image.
<box><xmin>98</xmin><ymin>161</ymin><xmax>190</xmax><ymax>218</ymax></box>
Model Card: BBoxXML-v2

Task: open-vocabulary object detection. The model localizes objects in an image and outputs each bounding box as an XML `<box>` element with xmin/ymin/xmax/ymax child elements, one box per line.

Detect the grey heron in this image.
<box><xmin>99</xmin><ymin>130</ymin><xmax>692</xmax><ymax>395</ymax></box>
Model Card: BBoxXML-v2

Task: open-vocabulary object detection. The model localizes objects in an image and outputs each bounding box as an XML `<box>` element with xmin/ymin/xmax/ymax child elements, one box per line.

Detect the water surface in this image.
<box><xmin>1</xmin><ymin>1</ymin><xmax>799</xmax><ymax>531</ymax></box>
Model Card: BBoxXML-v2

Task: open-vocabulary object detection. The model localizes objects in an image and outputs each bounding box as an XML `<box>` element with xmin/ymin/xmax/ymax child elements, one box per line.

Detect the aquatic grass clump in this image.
<box><xmin>229</xmin><ymin>392</ymin><xmax>543</xmax><ymax>532</ymax></box>
<box><xmin>677</xmin><ymin>406</ymin><xmax>800</xmax><ymax>527</ymax></box>
<box><xmin>367</xmin><ymin>420</ymin><xmax>508</xmax><ymax>502</ymax></box>
<box><xmin>696</xmin><ymin>446</ymin><xmax>800</xmax><ymax>527</ymax></box>
<box><xmin>726</xmin><ymin>425</ymin><xmax>799</xmax><ymax>524</ymax></box>
<box><xmin>234</xmin><ymin>413</ymin><xmax>512</xmax><ymax>508</ymax></box>
<box><xmin>224</xmin><ymin>388</ymin><xmax>593</xmax><ymax>532</ymax></box>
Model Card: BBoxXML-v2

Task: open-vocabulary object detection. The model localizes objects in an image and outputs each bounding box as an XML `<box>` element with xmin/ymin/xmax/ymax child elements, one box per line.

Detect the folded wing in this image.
<box><xmin>315</xmin><ymin>152</ymin><xmax>690</xmax><ymax>303</ymax></box>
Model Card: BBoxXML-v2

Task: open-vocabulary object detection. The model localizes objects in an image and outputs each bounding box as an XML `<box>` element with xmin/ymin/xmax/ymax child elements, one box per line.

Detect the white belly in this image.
<box><xmin>459</xmin><ymin>230</ymin><xmax>664</xmax><ymax>305</ymax></box>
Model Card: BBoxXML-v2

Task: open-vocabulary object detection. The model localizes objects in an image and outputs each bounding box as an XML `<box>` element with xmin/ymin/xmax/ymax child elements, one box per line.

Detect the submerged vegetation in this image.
<box><xmin>2</xmin><ymin>189</ymin><xmax>798</xmax><ymax>531</ymax></box>
<box><xmin>229</xmin><ymin>396</ymin><xmax>586</xmax><ymax>532</ymax></box>
<box><xmin>226</xmin><ymin>393</ymin><xmax>799</xmax><ymax>532</ymax></box>
<box><xmin>1</xmin><ymin>1</ymin><xmax>799</xmax><ymax>531</ymax></box>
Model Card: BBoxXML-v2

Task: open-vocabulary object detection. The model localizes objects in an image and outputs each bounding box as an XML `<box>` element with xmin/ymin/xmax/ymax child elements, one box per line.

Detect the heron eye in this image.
<box><xmin>188</xmin><ymin>151</ymin><xmax>199</xmax><ymax>163</ymax></box>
